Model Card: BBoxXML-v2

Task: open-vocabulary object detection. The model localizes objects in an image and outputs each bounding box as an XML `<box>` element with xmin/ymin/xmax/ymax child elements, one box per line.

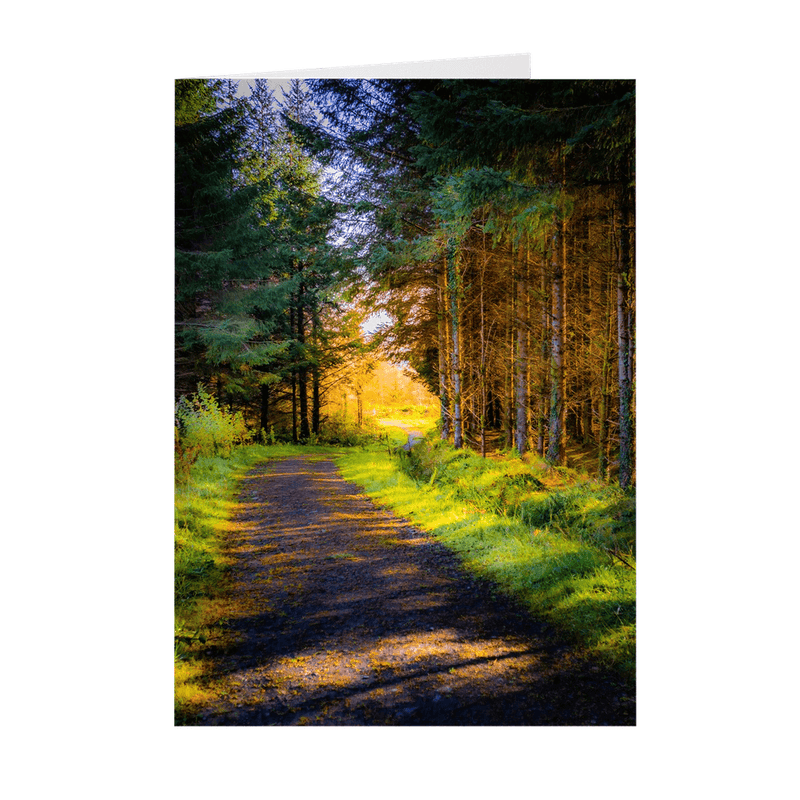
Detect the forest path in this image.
<box><xmin>194</xmin><ymin>455</ymin><xmax>634</xmax><ymax>725</ymax></box>
<box><xmin>376</xmin><ymin>419</ymin><xmax>426</xmax><ymax>450</ymax></box>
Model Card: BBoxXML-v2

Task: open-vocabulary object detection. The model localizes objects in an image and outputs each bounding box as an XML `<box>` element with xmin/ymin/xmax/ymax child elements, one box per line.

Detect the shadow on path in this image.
<box><xmin>193</xmin><ymin>456</ymin><xmax>635</xmax><ymax>726</ymax></box>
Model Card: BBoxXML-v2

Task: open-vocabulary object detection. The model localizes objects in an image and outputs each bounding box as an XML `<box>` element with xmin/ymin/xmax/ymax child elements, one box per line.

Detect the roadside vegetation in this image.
<box><xmin>174</xmin><ymin>387</ymin><xmax>344</xmax><ymax>720</ymax></box>
<box><xmin>336</xmin><ymin>435</ymin><xmax>636</xmax><ymax>681</ymax></box>
<box><xmin>175</xmin><ymin>389</ymin><xmax>635</xmax><ymax>720</ymax></box>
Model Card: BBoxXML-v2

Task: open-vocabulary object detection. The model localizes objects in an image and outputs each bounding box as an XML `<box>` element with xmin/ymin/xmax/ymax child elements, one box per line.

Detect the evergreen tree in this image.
<box><xmin>175</xmin><ymin>79</ymin><xmax>344</xmax><ymax>428</ymax></box>
<box><xmin>175</xmin><ymin>77</ymin><xmax>635</xmax><ymax>484</ymax></box>
<box><xmin>175</xmin><ymin>79</ymin><xmax>276</xmax><ymax>398</ymax></box>
<box><xmin>302</xmin><ymin>78</ymin><xmax>635</xmax><ymax>482</ymax></box>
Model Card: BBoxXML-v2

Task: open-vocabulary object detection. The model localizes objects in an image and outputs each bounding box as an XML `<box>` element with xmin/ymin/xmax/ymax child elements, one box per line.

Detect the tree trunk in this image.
<box><xmin>291</xmin><ymin>370</ymin><xmax>298</xmax><ymax>445</ymax></box>
<box><xmin>479</xmin><ymin>240</ymin><xmax>488</xmax><ymax>458</ymax></box>
<box><xmin>449</xmin><ymin>248</ymin><xmax>463</xmax><ymax>449</ymax></box>
<box><xmin>582</xmin><ymin>397</ymin><xmax>591</xmax><ymax>446</ymax></box>
<box><xmin>290</xmin><ymin>306</ymin><xmax>298</xmax><ymax>444</ymax></box>
<box><xmin>514</xmin><ymin>247</ymin><xmax>528</xmax><ymax>456</ymax></box>
<box><xmin>504</xmin><ymin>250</ymin><xmax>514</xmax><ymax>450</ymax></box>
<box><xmin>452</xmin><ymin>314</ymin><xmax>463</xmax><ymax>449</ymax></box>
<box><xmin>537</xmin><ymin>253</ymin><xmax>549</xmax><ymax>457</ymax></box>
<box><xmin>260</xmin><ymin>382</ymin><xmax>270</xmax><ymax>438</ymax></box>
<box><xmin>616</xmin><ymin>195</ymin><xmax>634</xmax><ymax>488</ymax></box>
<box><xmin>311</xmin><ymin>305</ymin><xmax>321</xmax><ymax>435</ymax></box>
<box><xmin>438</xmin><ymin>263</ymin><xmax>451</xmax><ymax>441</ymax></box>
<box><xmin>546</xmin><ymin>219</ymin><xmax>566</xmax><ymax>465</ymax></box>
<box><xmin>297</xmin><ymin>282</ymin><xmax>310</xmax><ymax>441</ymax></box>
<box><xmin>597</xmin><ymin>234</ymin><xmax>615</xmax><ymax>479</ymax></box>
<box><xmin>598</xmin><ymin>339</ymin><xmax>610</xmax><ymax>480</ymax></box>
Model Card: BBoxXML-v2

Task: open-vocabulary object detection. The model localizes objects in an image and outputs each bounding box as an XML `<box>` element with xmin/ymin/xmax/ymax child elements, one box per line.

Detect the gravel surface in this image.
<box><xmin>192</xmin><ymin>456</ymin><xmax>635</xmax><ymax>726</ymax></box>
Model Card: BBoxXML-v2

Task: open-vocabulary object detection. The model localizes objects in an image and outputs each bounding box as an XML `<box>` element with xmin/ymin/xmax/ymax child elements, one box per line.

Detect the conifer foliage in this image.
<box><xmin>174</xmin><ymin>79</ymin><xmax>356</xmax><ymax>443</ymax></box>
<box><xmin>303</xmin><ymin>79</ymin><xmax>636</xmax><ymax>485</ymax></box>
<box><xmin>174</xmin><ymin>78</ymin><xmax>635</xmax><ymax>485</ymax></box>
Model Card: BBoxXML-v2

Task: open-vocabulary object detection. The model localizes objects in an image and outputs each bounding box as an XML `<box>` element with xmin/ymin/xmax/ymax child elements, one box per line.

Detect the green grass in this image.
<box><xmin>175</xmin><ymin>429</ymin><xmax>636</xmax><ymax>721</ymax></box>
<box><xmin>174</xmin><ymin>441</ymin><xmax>341</xmax><ymax>722</ymax></box>
<box><xmin>174</xmin><ymin>441</ymin><xmax>343</xmax><ymax>614</ymax></box>
<box><xmin>335</xmin><ymin>438</ymin><xmax>636</xmax><ymax>680</ymax></box>
<box><xmin>374</xmin><ymin>414</ymin><xmax>439</xmax><ymax>448</ymax></box>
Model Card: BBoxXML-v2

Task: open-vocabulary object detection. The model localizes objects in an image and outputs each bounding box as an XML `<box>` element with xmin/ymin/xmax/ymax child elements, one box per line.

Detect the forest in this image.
<box><xmin>175</xmin><ymin>77</ymin><xmax>635</xmax><ymax>485</ymax></box>
<box><xmin>174</xmin><ymin>77</ymin><xmax>637</xmax><ymax>725</ymax></box>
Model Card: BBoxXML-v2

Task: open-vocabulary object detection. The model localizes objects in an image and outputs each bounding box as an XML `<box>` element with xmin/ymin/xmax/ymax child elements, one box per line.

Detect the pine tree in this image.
<box><xmin>244</xmin><ymin>78</ymin><xmax>635</xmax><ymax>481</ymax></box>
<box><xmin>175</xmin><ymin>79</ymin><xmax>354</xmax><ymax>439</ymax></box>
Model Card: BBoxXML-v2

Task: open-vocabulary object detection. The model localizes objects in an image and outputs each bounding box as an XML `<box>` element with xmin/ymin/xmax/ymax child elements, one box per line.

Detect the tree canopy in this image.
<box><xmin>175</xmin><ymin>77</ymin><xmax>635</xmax><ymax>485</ymax></box>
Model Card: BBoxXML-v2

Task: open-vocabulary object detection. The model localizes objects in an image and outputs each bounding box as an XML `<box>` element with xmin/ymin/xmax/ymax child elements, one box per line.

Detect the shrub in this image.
<box><xmin>316</xmin><ymin>415</ymin><xmax>382</xmax><ymax>447</ymax></box>
<box><xmin>401</xmin><ymin>439</ymin><xmax>549</xmax><ymax>515</ymax></box>
<box><xmin>175</xmin><ymin>384</ymin><xmax>250</xmax><ymax>467</ymax></box>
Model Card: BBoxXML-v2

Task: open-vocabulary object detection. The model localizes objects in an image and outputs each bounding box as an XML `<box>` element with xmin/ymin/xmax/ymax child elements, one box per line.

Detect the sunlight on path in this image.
<box><xmin>195</xmin><ymin>456</ymin><xmax>633</xmax><ymax>726</ymax></box>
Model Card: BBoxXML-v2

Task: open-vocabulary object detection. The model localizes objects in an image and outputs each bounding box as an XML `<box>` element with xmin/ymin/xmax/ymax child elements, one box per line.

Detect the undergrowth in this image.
<box><xmin>175</xmin><ymin>385</ymin><xmax>250</xmax><ymax>479</ymax></box>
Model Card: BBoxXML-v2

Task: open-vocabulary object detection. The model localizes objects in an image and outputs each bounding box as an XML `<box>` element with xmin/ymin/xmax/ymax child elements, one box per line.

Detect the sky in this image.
<box><xmin>361</xmin><ymin>309</ymin><xmax>391</xmax><ymax>335</ymax></box>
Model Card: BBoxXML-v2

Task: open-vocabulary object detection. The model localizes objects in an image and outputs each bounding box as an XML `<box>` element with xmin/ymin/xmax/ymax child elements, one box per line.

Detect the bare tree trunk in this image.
<box><xmin>311</xmin><ymin>304</ymin><xmax>321</xmax><ymax>435</ymax></box>
<box><xmin>598</xmin><ymin>246</ymin><xmax>614</xmax><ymax>479</ymax></box>
<box><xmin>297</xmin><ymin>282</ymin><xmax>310</xmax><ymax>441</ymax></box>
<box><xmin>616</xmin><ymin>193</ymin><xmax>634</xmax><ymax>488</ymax></box>
<box><xmin>452</xmin><ymin>312</ymin><xmax>463</xmax><ymax>449</ymax></box>
<box><xmin>514</xmin><ymin>244</ymin><xmax>528</xmax><ymax>455</ymax></box>
<box><xmin>260</xmin><ymin>382</ymin><xmax>270</xmax><ymax>438</ymax></box>
<box><xmin>438</xmin><ymin>262</ymin><xmax>451</xmax><ymax>441</ymax></box>
<box><xmin>526</xmin><ymin>243</ymin><xmax>534</xmax><ymax>452</ymax></box>
<box><xmin>546</xmin><ymin>219</ymin><xmax>566</xmax><ymax>464</ymax></box>
<box><xmin>537</xmin><ymin>252</ymin><xmax>549</xmax><ymax>457</ymax></box>
<box><xmin>448</xmin><ymin>247</ymin><xmax>463</xmax><ymax>449</ymax></box>
<box><xmin>479</xmin><ymin>239</ymin><xmax>488</xmax><ymax>457</ymax></box>
<box><xmin>504</xmin><ymin>251</ymin><xmax>514</xmax><ymax>450</ymax></box>
<box><xmin>598</xmin><ymin>324</ymin><xmax>611</xmax><ymax>479</ymax></box>
<box><xmin>290</xmin><ymin>306</ymin><xmax>298</xmax><ymax>444</ymax></box>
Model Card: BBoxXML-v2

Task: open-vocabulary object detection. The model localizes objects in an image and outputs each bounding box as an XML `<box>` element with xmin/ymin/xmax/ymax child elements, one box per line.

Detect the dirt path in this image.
<box><xmin>193</xmin><ymin>456</ymin><xmax>635</xmax><ymax>725</ymax></box>
<box><xmin>377</xmin><ymin>419</ymin><xmax>426</xmax><ymax>450</ymax></box>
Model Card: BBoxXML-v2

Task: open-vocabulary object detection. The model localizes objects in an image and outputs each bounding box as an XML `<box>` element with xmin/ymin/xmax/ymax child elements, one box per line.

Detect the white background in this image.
<box><xmin>3</xmin><ymin>3</ymin><xmax>797</xmax><ymax>797</ymax></box>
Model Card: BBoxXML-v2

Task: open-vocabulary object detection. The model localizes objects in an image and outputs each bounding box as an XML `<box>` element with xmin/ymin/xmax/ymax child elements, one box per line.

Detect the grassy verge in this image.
<box><xmin>174</xmin><ymin>442</ymin><xmax>340</xmax><ymax>722</ymax></box>
<box><xmin>335</xmin><ymin>438</ymin><xmax>636</xmax><ymax>681</ymax></box>
<box><xmin>175</xmin><ymin>431</ymin><xmax>635</xmax><ymax>721</ymax></box>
